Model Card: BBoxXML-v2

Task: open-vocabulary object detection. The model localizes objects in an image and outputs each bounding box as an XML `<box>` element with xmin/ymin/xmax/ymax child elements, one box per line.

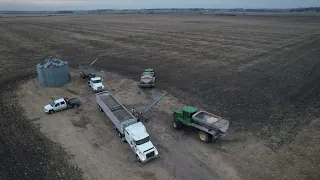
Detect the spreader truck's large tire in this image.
<box><xmin>198</xmin><ymin>131</ymin><xmax>212</xmax><ymax>143</ymax></box>
<box><xmin>172</xmin><ymin>121</ymin><xmax>181</xmax><ymax>129</ymax></box>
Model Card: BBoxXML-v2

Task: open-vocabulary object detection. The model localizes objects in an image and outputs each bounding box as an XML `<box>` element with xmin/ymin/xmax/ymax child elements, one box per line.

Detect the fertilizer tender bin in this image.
<box><xmin>36</xmin><ymin>56</ymin><xmax>70</xmax><ymax>87</ymax></box>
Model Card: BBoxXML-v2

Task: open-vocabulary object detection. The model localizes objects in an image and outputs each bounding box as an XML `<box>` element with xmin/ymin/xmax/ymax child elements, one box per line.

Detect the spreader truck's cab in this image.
<box><xmin>88</xmin><ymin>77</ymin><xmax>105</xmax><ymax>92</ymax></box>
<box><xmin>172</xmin><ymin>106</ymin><xmax>229</xmax><ymax>143</ymax></box>
<box><xmin>124</xmin><ymin>122</ymin><xmax>159</xmax><ymax>163</ymax></box>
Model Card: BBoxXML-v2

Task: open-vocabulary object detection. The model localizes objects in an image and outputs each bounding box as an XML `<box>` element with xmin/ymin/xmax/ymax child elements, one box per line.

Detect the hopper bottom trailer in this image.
<box><xmin>96</xmin><ymin>91</ymin><xmax>167</xmax><ymax>163</ymax></box>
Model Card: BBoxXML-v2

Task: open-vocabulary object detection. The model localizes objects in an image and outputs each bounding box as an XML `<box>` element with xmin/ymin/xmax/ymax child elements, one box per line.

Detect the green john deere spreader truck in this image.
<box><xmin>172</xmin><ymin>106</ymin><xmax>229</xmax><ymax>143</ymax></box>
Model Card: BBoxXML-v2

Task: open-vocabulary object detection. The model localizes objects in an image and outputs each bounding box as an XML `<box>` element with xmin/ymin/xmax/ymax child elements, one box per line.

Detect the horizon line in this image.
<box><xmin>1</xmin><ymin>6</ymin><xmax>319</xmax><ymax>12</ymax></box>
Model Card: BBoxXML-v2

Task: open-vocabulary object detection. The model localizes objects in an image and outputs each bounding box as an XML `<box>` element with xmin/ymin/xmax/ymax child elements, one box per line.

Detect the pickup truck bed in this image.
<box><xmin>67</xmin><ymin>98</ymin><xmax>81</xmax><ymax>105</ymax></box>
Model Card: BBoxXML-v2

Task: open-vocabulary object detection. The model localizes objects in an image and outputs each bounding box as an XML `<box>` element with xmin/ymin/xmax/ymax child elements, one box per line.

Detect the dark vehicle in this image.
<box><xmin>79</xmin><ymin>64</ymin><xmax>96</xmax><ymax>79</ymax></box>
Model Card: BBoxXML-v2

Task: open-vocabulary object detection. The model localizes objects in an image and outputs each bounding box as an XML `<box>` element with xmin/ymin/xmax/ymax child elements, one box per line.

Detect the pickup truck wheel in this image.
<box><xmin>198</xmin><ymin>131</ymin><xmax>212</xmax><ymax>143</ymax></box>
<box><xmin>49</xmin><ymin>110</ymin><xmax>54</xmax><ymax>114</ymax></box>
<box><xmin>172</xmin><ymin>121</ymin><xmax>181</xmax><ymax>129</ymax></box>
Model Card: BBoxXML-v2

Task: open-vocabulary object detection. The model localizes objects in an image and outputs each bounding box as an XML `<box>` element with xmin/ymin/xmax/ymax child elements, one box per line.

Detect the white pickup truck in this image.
<box><xmin>88</xmin><ymin>77</ymin><xmax>105</xmax><ymax>92</ymax></box>
<box><xmin>44</xmin><ymin>97</ymin><xmax>81</xmax><ymax>114</ymax></box>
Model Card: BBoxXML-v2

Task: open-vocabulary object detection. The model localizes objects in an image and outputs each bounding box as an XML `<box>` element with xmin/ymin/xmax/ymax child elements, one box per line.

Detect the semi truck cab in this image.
<box><xmin>124</xmin><ymin>122</ymin><xmax>158</xmax><ymax>163</ymax></box>
<box><xmin>88</xmin><ymin>77</ymin><xmax>105</xmax><ymax>92</ymax></box>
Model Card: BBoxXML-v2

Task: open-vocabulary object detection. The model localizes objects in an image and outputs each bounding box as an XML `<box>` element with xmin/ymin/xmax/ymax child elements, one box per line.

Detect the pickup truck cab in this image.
<box><xmin>44</xmin><ymin>97</ymin><xmax>81</xmax><ymax>114</ymax></box>
<box><xmin>88</xmin><ymin>77</ymin><xmax>105</xmax><ymax>92</ymax></box>
<box><xmin>124</xmin><ymin>122</ymin><xmax>159</xmax><ymax>163</ymax></box>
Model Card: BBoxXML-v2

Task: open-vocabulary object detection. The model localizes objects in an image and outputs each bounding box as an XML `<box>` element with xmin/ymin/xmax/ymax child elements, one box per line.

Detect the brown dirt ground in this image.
<box><xmin>0</xmin><ymin>14</ymin><xmax>319</xmax><ymax>180</ymax></box>
<box><xmin>18</xmin><ymin>71</ymin><xmax>239</xmax><ymax>180</ymax></box>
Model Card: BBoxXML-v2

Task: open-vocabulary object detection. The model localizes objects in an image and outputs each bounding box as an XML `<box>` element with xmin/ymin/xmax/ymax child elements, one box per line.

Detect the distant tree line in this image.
<box><xmin>290</xmin><ymin>7</ymin><xmax>320</xmax><ymax>12</ymax></box>
<box><xmin>57</xmin><ymin>11</ymin><xmax>74</xmax><ymax>14</ymax></box>
<box><xmin>1</xmin><ymin>7</ymin><xmax>319</xmax><ymax>15</ymax></box>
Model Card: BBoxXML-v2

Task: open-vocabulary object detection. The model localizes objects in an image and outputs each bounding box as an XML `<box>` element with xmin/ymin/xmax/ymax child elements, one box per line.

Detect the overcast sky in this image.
<box><xmin>0</xmin><ymin>0</ymin><xmax>319</xmax><ymax>11</ymax></box>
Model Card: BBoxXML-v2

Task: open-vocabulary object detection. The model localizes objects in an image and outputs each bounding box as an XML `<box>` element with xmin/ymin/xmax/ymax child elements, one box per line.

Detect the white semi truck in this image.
<box><xmin>88</xmin><ymin>76</ymin><xmax>105</xmax><ymax>92</ymax></box>
<box><xmin>79</xmin><ymin>64</ymin><xmax>105</xmax><ymax>92</ymax></box>
<box><xmin>96</xmin><ymin>91</ymin><xmax>167</xmax><ymax>163</ymax></box>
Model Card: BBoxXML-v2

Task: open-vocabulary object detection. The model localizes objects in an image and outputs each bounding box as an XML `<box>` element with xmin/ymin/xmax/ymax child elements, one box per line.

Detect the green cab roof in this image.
<box><xmin>144</xmin><ymin>68</ymin><xmax>153</xmax><ymax>72</ymax></box>
<box><xmin>183</xmin><ymin>106</ymin><xmax>198</xmax><ymax>113</ymax></box>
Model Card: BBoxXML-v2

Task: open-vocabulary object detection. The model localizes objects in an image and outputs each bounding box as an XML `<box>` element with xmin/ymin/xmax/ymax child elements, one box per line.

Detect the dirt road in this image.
<box><xmin>18</xmin><ymin>71</ymin><xmax>239</xmax><ymax>180</ymax></box>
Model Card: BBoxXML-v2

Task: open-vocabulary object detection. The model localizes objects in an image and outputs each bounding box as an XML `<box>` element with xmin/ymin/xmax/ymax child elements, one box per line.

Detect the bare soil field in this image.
<box><xmin>0</xmin><ymin>14</ymin><xmax>320</xmax><ymax>180</ymax></box>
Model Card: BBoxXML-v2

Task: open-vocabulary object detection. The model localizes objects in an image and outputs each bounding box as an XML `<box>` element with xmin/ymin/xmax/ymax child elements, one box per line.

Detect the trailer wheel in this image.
<box><xmin>198</xmin><ymin>131</ymin><xmax>212</xmax><ymax>143</ymax></box>
<box><xmin>172</xmin><ymin>121</ymin><xmax>181</xmax><ymax>129</ymax></box>
<box><xmin>118</xmin><ymin>132</ymin><xmax>122</xmax><ymax>138</ymax></box>
<box><xmin>73</xmin><ymin>104</ymin><xmax>78</xmax><ymax>108</ymax></box>
<box><xmin>97</xmin><ymin>104</ymin><xmax>103</xmax><ymax>111</ymax></box>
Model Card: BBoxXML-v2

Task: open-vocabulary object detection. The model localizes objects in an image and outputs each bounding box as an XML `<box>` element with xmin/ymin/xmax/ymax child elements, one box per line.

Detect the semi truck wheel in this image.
<box><xmin>172</xmin><ymin>121</ymin><xmax>181</xmax><ymax>129</ymax></box>
<box><xmin>198</xmin><ymin>131</ymin><xmax>212</xmax><ymax>143</ymax></box>
<box><xmin>136</xmin><ymin>155</ymin><xmax>141</xmax><ymax>162</ymax></box>
<box><xmin>121</xmin><ymin>137</ymin><xmax>126</xmax><ymax>142</ymax></box>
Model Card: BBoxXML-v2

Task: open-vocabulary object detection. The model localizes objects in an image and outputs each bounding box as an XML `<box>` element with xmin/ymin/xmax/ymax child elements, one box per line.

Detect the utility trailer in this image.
<box><xmin>96</xmin><ymin>91</ymin><xmax>167</xmax><ymax>163</ymax></box>
<box><xmin>172</xmin><ymin>106</ymin><xmax>229</xmax><ymax>143</ymax></box>
<box><xmin>79</xmin><ymin>64</ymin><xmax>96</xmax><ymax>79</ymax></box>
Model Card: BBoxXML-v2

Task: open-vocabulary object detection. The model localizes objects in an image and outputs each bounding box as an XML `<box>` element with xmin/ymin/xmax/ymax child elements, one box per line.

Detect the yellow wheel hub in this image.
<box><xmin>200</xmin><ymin>134</ymin><xmax>207</xmax><ymax>141</ymax></box>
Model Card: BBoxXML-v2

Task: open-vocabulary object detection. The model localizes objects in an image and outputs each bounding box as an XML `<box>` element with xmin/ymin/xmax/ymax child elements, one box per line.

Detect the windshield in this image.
<box><xmin>135</xmin><ymin>136</ymin><xmax>150</xmax><ymax>145</ymax></box>
<box><xmin>92</xmin><ymin>80</ymin><xmax>102</xmax><ymax>83</ymax></box>
<box><xmin>50</xmin><ymin>101</ymin><xmax>55</xmax><ymax>106</ymax></box>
